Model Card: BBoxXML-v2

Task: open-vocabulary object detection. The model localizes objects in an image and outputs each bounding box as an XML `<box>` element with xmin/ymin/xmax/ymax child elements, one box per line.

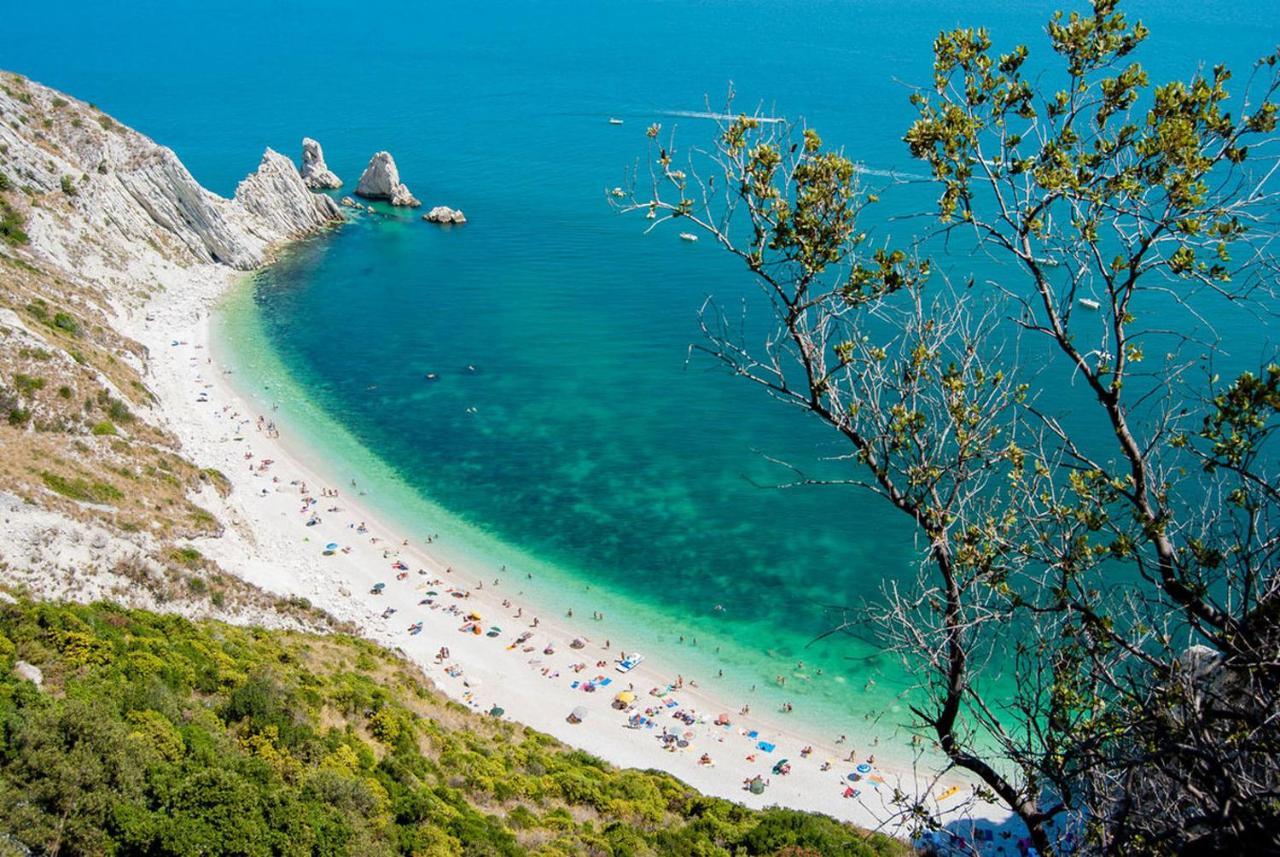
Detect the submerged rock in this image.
<box><xmin>355</xmin><ymin>151</ymin><xmax>420</xmax><ymax>207</ymax></box>
<box><xmin>423</xmin><ymin>205</ymin><xmax>466</xmax><ymax>224</ymax></box>
<box><xmin>300</xmin><ymin>137</ymin><xmax>342</xmax><ymax>189</ymax></box>
<box><xmin>340</xmin><ymin>196</ymin><xmax>357</xmax><ymax>207</ymax></box>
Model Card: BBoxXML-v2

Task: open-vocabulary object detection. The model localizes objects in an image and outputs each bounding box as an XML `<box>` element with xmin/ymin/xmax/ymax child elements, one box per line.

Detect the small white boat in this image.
<box><xmin>616</xmin><ymin>653</ymin><xmax>645</xmax><ymax>673</ymax></box>
<box><xmin>679</xmin><ymin>232</ymin><xmax>698</xmax><ymax>242</ymax></box>
<box><xmin>1078</xmin><ymin>298</ymin><xmax>1101</xmax><ymax>310</ymax></box>
<box><xmin>609</xmin><ymin>117</ymin><xmax>624</xmax><ymax>125</ymax></box>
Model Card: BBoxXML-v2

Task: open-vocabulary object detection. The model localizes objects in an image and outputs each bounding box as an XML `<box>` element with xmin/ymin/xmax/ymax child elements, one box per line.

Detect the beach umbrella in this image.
<box><xmin>488</xmin><ymin>706</ymin><xmax>505</xmax><ymax>717</ymax></box>
<box><xmin>325</xmin><ymin>543</ymin><xmax>339</xmax><ymax>551</ymax></box>
<box><xmin>615</xmin><ymin>691</ymin><xmax>636</xmax><ymax>705</ymax></box>
<box><xmin>748</xmin><ymin>777</ymin><xmax>765</xmax><ymax>795</ymax></box>
<box><xmin>466</xmin><ymin>611</ymin><xmax>482</xmax><ymax>621</ymax></box>
<box><xmin>856</xmin><ymin>763</ymin><xmax>872</xmax><ymax>774</ymax></box>
<box><xmin>570</xmin><ymin>706</ymin><xmax>588</xmax><ymax>723</ymax></box>
<box><xmin>464</xmin><ymin>676</ymin><xmax>481</xmax><ymax>688</ymax></box>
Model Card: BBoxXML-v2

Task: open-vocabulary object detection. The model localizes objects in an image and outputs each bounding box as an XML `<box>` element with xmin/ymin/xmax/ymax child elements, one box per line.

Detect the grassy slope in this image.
<box><xmin>0</xmin><ymin>601</ymin><xmax>910</xmax><ymax>856</ymax></box>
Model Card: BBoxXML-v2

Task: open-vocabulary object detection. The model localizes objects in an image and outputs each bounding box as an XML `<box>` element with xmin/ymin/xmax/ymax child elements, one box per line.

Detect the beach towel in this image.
<box><xmin>747</xmin><ymin>730</ymin><xmax>759</xmax><ymax>739</ymax></box>
<box><xmin>756</xmin><ymin>741</ymin><xmax>775</xmax><ymax>752</ymax></box>
<box><xmin>600</xmin><ymin>677</ymin><xmax>612</xmax><ymax>686</ymax></box>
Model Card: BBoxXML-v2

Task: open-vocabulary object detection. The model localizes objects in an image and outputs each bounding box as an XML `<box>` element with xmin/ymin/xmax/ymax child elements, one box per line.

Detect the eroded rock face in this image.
<box><xmin>355</xmin><ymin>151</ymin><xmax>420</xmax><ymax>207</ymax></box>
<box><xmin>300</xmin><ymin>137</ymin><xmax>342</xmax><ymax>189</ymax></box>
<box><xmin>424</xmin><ymin>205</ymin><xmax>467</xmax><ymax>224</ymax></box>
<box><xmin>235</xmin><ymin>148</ymin><xmax>342</xmax><ymax>241</ymax></box>
<box><xmin>0</xmin><ymin>75</ymin><xmax>344</xmax><ymax>271</ymax></box>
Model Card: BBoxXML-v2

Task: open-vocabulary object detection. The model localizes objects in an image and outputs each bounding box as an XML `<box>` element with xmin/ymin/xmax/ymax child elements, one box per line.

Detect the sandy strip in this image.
<box><xmin>125</xmin><ymin>265</ymin><xmax>1009</xmax><ymax>841</ymax></box>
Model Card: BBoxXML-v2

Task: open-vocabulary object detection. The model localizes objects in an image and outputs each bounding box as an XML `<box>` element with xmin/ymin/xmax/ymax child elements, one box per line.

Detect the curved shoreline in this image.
<box><xmin>125</xmin><ymin>256</ymin><xmax>1008</xmax><ymax>839</ymax></box>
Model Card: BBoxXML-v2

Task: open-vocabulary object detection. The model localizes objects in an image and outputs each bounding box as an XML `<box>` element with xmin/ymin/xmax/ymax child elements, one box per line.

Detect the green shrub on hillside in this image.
<box><xmin>0</xmin><ymin>601</ymin><xmax>910</xmax><ymax>857</ymax></box>
<box><xmin>39</xmin><ymin>471</ymin><xmax>123</xmax><ymax>503</ymax></box>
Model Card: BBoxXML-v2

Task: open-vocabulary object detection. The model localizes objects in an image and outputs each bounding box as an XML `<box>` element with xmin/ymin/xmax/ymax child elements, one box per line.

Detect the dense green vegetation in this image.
<box><xmin>0</xmin><ymin>601</ymin><xmax>908</xmax><ymax>856</ymax></box>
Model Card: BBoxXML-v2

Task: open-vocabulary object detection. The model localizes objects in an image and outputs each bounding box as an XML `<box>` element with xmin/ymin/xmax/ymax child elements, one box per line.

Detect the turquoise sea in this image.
<box><xmin>9</xmin><ymin>0</ymin><xmax>1277</xmax><ymax>735</ymax></box>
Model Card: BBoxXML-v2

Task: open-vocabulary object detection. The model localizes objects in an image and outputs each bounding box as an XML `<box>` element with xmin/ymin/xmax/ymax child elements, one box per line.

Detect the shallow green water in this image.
<box><xmin>10</xmin><ymin>0</ymin><xmax>1277</xmax><ymax>740</ymax></box>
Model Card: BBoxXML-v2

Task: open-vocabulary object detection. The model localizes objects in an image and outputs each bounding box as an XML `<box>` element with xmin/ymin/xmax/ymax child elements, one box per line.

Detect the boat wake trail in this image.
<box><xmin>658</xmin><ymin>109</ymin><xmax>786</xmax><ymax>124</ymax></box>
<box><xmin>656</xmin><ymin>111</ymin><xmax>928</xmax><ymax>181</ymax></box>
<box><xmin>853</xmin><ymin>165</ymin><xmax>930</xmax><ymax>181</ymax></box>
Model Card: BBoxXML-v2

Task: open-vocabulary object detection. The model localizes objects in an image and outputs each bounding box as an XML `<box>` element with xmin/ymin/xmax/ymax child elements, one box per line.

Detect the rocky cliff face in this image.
<box><xmin>236</xmin><ymin>148</ymin><xmax>342</xmax><ymax>243</ymax></box>
<box><xmin>0</xmin><ymin>70</ymin><xmax>346</xmax><ymax>630</ymax></box>
<box><xmin>0</xmin><ymin>71</ymin><xmax>342</xmax><ymax>274</ymax></box>
<box><xmin>300</xmin><ymin>137</ymin><xmax>342</xmax><ymax>190</ymax></box>
<box><xmin>355</xmin><ymin>151</ymin><xmax>420</xmax><ymax>207</ymax></box>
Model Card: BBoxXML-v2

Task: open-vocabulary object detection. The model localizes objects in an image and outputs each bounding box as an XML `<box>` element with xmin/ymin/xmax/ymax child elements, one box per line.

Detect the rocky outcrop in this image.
<box><xmin>0</xmin><ymin>71</ymin><xmax>343</xmax><ymax>272</ymax></box>
<box><xmin>424</xmin><ymin>205</ymin><xmax>466</xmax><ymax>224</ymax></box>
<box><xmin>355</xmin><ymin>151</ymin><xmax>420</xmax><ymax>207</ymax></box>
<box><xmin>300</xmin><ymin>137</ymin><xmax>342</xmax><ymax>189</ymax></box>
<box><xmin>235</xmin><ymin>148</ymin><xmax>342</xmax><ymax>241</ymax></box>
<box><xmin>14</xmin><ymin>661</ymin><xmax>43</xmax><ymax>687</ymax></box>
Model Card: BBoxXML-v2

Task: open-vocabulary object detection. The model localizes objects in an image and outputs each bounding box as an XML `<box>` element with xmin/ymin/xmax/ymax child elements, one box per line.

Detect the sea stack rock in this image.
<box><xmin>355</xmin><ymin>151</ymin><xmax>420</xmax><ymax>207</ymax></box>
<box><xmin>234</xmin><ymin>148</ymin><xmax>343</xmax><ymax>237</ymax></box>
<box><xmin>424</xmin><ymin>205</ymin><xmax>466</xmax><ymax>224</ymax></box>
<box><xmin>300</xmin><ymin>137</ymin><xmax>342</xmax><ymax>189</ymax></box>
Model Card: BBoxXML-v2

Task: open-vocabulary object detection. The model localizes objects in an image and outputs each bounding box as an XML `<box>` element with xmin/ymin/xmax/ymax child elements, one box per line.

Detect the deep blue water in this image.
<box><xmin>9</xmin><ymin>0</ymin><xmax>1277</xmax><ymax>728</ymax></box>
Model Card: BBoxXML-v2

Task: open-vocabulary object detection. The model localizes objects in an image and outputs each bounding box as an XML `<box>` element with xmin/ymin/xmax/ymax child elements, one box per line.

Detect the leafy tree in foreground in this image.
<box><xmin>616</xmin><ymin>1</ymin><xmax>1279</xmax><ymax>853</ymax></box>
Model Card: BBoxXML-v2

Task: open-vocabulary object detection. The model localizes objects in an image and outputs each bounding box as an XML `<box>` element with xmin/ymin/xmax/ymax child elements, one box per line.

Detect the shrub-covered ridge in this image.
<box><xmin>0</xmin><ymin>600</ymin><xmax>908</xmax><ymax>856</ymax></box>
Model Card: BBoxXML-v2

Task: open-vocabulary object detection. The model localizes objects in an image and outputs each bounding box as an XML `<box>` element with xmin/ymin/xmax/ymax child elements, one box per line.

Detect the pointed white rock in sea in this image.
<box><xmin>355</xmin><ymin>151</ymin><xmax>420</xmax><ymax>207</ymax></box>
<box><xmin>300</xmin><ymin>137</ymin><xmax>343</xmax><ymax>189</ymax></box>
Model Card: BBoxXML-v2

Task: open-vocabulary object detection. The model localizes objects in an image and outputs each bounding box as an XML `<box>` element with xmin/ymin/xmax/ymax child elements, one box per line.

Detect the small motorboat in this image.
<box><xmin>608</xmin><ymin>117</ymin><xmax>624</xmax><ymax>125</ymax></box>
<box><xmin>1078</xmin><ymin>297</ymin><xmax>1101</xmax><ymax>310</ymax></box>
<box><xmin>616</xmin><ymin>653</ymin><xmax>645</xmax><ymax>673</ymax></box>
<box><xmin>679</xmin><ymin>232</ymin><xmax>698</xmax><ymax>242</ymax></box>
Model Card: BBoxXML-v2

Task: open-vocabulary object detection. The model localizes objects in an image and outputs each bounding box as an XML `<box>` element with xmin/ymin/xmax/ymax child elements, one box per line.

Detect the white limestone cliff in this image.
<box><xmin>300</xmin><ymin>137</ymin><xmax>342</xmax><ymax>189</ymax></box>
<box><xmin>0</xmin><ymin>72</ymin><xmax>343</xmax><ymax>274</ymax></box>
<box><xmin>355</xmin><ymin>151</ymin><xmax>420</xmax><ymax>207</ymax></box>
<box><xmin>236</xmin><ymin>148</ymin><xmax>342</xmax><ymax>240</ymax></box>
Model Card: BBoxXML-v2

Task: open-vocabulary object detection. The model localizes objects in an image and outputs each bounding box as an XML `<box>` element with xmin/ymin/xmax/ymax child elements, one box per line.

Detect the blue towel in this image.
<box><xmin>570</xmin><ymin>681</ymin><xmax>579</xmax><ymax>689</ymax></box>
<box><xmin>747</xmin><ymin>730</ymin><xmax>759</xmax><ymax>739</ymax></box>
<box><xmin>600</xmin><ymin>677</ymin><xmax>612</xmax><ymax>686</ymax></box>
<box><xmin>757</xmin><ymin>741</ymin><xmax>775</xmax><ymax>752</ymax></box>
